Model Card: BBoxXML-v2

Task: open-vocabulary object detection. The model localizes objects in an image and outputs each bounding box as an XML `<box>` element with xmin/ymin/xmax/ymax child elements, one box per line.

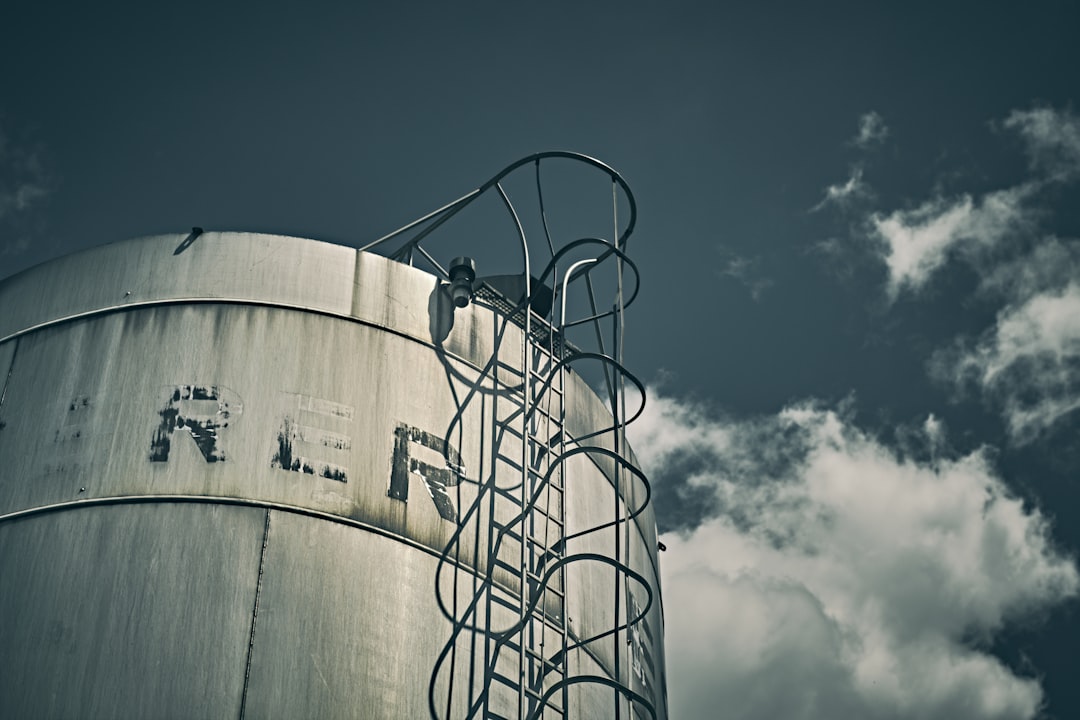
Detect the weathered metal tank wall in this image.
<box><xmin>0</xmin><ymin>232</ymin><xmax>665</xmax><ymax>719</ymax></box>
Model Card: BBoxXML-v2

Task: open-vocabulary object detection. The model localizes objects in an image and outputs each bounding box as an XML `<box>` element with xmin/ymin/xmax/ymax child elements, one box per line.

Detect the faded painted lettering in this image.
<box><xmin>389</xmin><ymin>423</ymin><xmax>466</xmax><ymax>521</ymax></box>
<box><xmin>271</xmin><ymin>416</ymin><xmax>349</xmax><ymax>482</ymax></box>
<box><xmin>149</xmin><ymin>385</ymin><xmax>242</xmax><ymax>463</ymax></box>
<box><xmin>270</xmin><ymin>394</ymin><xmax>353</xmax><ymax>482</ymax></box>
<box><xmin>297</xmin><ymin>394</ymin><xmax>354</xmax><ymax>420</ymax></box>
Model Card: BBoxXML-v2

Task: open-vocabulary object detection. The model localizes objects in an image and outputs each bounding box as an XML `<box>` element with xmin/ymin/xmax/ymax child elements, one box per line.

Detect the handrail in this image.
<box><xmin>358</xmin><ymin>152</ymin><xmax>637</xmax><ymax>277</ymax></box>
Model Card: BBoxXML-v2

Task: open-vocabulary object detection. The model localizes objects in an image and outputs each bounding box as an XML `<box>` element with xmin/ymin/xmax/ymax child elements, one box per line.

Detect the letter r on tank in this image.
<box><xmin>388</xmin><ymin>423</ymin><xmax>465</xmax><ymax>521</ymax></box>
<box><xmin>149</xmin><ymin>385</ymin><xmax>242</xmax><ymax>463</ymax></box>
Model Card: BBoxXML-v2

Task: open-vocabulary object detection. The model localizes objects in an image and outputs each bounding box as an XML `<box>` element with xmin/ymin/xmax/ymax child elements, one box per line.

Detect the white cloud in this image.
<box><xmin>926</xmin><ymin>237</ymin><xmax>1080</xmax><ymax>441</ymax></box>
<box><xmin>862</xmin><ymin>107</ymin><xmax>1080</xmax><ymax>301</ymax></box>
<box><xmin>1004</xmin><ymin>107</ymin><xmax>1080</xmax><ymax>181</ymax></box>
<box><xmin>935</xmin><ymin>282</ymin><xmax>1080</xmax><ymax>442</ymax></box>
<box><xmin>871</xmin><ymin>185</ymin><xmax>1032</xmax><ymax>299</ymax></box>
<box><xmin>977</xmin><ymin>236</ymin><xmax>1080</xmax><ymax>301</ymax></box>
<box><xmin>0</xmin><ymin>123</ymin><xmax>52</xmax><ymax>258</ymax></box>
<box><xmin>861</xmin><ymin>106</ymin><xmax>1080</xmax><ymax>437</ymax></box>
<box><xmin>854</xmin><ymin>111</ymin><xmax>889</xmax><ymax>148</ymax></box>
<box><xmin>716</xmin><ymin>248</ymin><xmax>774</xmax><ymax>301</ymax></box>
<box><xmin>631</xmin><ymin>391</ymin><xmax>1077</xmax><ymax>720</ymax></box>
<box><xmin>811</xmin><ymin>166</ymin><xmax>867</xmax><ymax>212</ymax></box>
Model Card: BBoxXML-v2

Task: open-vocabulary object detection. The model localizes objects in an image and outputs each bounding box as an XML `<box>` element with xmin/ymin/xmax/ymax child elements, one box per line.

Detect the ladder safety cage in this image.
<box><xmin>363</xmin><ymin>152</ymin><xmax>656</xmax><ymax>720</ymax></box>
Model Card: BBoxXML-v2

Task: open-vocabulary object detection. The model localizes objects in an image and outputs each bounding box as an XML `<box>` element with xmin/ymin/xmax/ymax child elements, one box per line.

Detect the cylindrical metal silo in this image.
<box><xmin>0</xmin><ymin>155</ymin><xmax>665</xmax><ymax>719</ymax></box>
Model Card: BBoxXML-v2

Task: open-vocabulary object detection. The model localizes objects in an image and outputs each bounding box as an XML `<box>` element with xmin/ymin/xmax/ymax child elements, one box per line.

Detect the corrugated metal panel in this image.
<box><xmin>0</xmin><ymin>233</ymin><xmax>353</xmax><ymax>341</ymax></box>
<box><xmin>0</xmin><ymin>233</ymin><xmax>497</xmax><ymax>371</ymax></box>
<box><xmin>0</xmin><ymin>502</ymin><xmax>264</xmax><ymax>719</ymax></box>
<box><xmin>242</xmin><ymin>510</ymin><xmax>510</xmax><ymax>719</ymax></box>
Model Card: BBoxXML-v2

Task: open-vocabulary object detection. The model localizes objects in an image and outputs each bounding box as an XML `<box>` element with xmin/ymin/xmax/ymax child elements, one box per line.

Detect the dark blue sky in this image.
<box><xmin>3</xmin><ymin>3</ymin><xmax>1079</xmax><ymax>718</ymax></box>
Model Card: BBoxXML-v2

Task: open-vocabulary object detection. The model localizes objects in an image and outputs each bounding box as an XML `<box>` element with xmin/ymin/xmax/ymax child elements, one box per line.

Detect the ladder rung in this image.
<box><xmin>525</xmin><ymin>509</ymin><xmax>563</xmax><ymax>528</ymax></box>
<box><xmin>496</xmin><ymin>444</ymin><xmax>522</xmax><ymax>457</ymax></box>
<box><xmin>496</xmin><ymin>360</ymin><xmax>523</xmax><ymax>375</ymax></box>
<box><xmin>501</xmin><ymin>423</ymin><xmax>527</xmax><ymax>440</ymax></box>
<box><xmin>541</xmin><ymin>584</ymin><xmax>565</xmax><ymax>600</ymax></box>
<box><xmin>526</xmin><ymin>537</ymin><xmax>563</xmax><ymax>557</ymax></box>
<box><xmin>524</xmin><ymin>683</ymin><xmax>565</xmax><ymax>711</ymax></box>
<box><xmin>490</xmin><ymin>670</ymin><xmax>519</xmax><ymax>690</ymax></box>
<box><xmin>526</xmin><ymin>521</ymin><xmax>563</xmax><ymax>538</ymax></box>
<box><xmin>492</xmin><ymin>519</ymin><xmax>523</xmax><ymax>539</ymax></box>
<box><xmin>499</xmin><ymin>424</ymin><xmax>525</xmax><ymax>440</ymax></box>
<box><xmin>527</xmin><ymin>424</ymin><xmax>557</xmax><ymax>440</ymax></box>
<box><xmin>531</xmin><ymin>384</ymin><xmax>564</xmax><ymax>399</ymax></box>
<box><xmin>526</xmin><ymin>465</ymin><xmax>553</xmax><ymax>481</ymax></box>
<box><xmin>490</xmin><ymin>593</ymin><xmax>519</xmax><ymax>612</ymax></box>
<box><xmin>529</xmin><ymin>382</ymin><xmax>563</xmax><ymax>397</ymax></box>
<box><xmin>524</xmin><ymin>442</ymin><xmax>552</xmax><ymax>459</ymax></box>
<box><xmin>498</xmin><ymin>407</ymin><xmax>525</xmax><ymax>423</ymax></box>
<box><xmin>524</xmin><ymin>477</ymin><xmax>563</xmax><ymax>493</ymax></box>
<box><xmin>526</xmin><ymin>522</ymin><xmax>563</xmax><ymax>540</ymax></box>
<box><xmin>531</xmin><ymin>590</ymin><xmax>565</xmax><ymax>609</ymax></box>
<box><xmin>527</xmin><ymin>446</ymin><xmax>553</xmax><ymax>462</ymax></box>
<box><xmin>493</xmin><ymin>557</ymin><xmax>519</xmax><ymax>575</ymax></box>
<box><xmin>528</xmin><ymin>533</ymin><xmax>563</xmax><ymax>549</ymax></box>
<box><xmin>528</xmin><ymin>415</ymin><xmax>561</xmax><ymax>431</ymax></box>
<box><xmin>524</xmin><ymin>481</ymin><xmax>565</xmax><ymax>505</ymax></box>
<box><xmin>523</xmin><ymin>608</ymin><xmax>566</xmax><ymax>633</ymax></box>
<box><xmin>541</xmin><ymin>700</ymin><xmax>565</xmax><ymax>715</ymax></box>
<box><xmin>498</xmin><ymin>420</ymin><xmax>526</xmax><ymax>435</ymax></box>
<box><xmin>497</xmin><ymin>526</ymin><xmax>523</xmax><ymax>544</ymax></box>
<box><xmin>524</xmin><ymin>646</ymin><xmax>562</xmax><ymax>670</ymax></box>
<box><xmin>531</xmin><ymin>397</ymin><xmax>563</xmax><ymax>411</ymax></box>
<box><xmin>493</xmin><ymin>485</ymin><xmax>520</xmax><ymax>501</ymax></box>
<box><xmin>496</xmin><ymin>456</ymin><xmax>523</xmax><ymax>472</ymax></box>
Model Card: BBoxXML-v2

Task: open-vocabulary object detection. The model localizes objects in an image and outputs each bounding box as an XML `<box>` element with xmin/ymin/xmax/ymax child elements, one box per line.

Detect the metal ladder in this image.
<box><xmin>375</xmin><ymin>154</ymin><xmax>658</xmax><ymax>720</ymax></box>
<box><xmin>483</xmin><ymin>314</ymin><xmax>569</xmax><ymax>720</ymax></box>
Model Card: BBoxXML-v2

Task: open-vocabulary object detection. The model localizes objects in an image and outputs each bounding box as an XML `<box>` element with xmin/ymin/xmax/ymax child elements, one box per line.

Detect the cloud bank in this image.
<box><xmin>630</xmin><ymin>390</ymin><xmax>1077</xmax><ymax>720</ymax></box>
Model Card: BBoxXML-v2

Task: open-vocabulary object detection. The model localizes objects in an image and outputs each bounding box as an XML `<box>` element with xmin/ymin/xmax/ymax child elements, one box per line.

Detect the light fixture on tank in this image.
<box><xmin>447</xmin><ymin>256</ymin><xmax>476</xmax><ymax>308</ymax></box>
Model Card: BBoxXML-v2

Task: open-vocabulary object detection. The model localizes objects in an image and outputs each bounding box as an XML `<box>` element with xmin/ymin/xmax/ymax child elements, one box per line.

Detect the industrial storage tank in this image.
<box><xmin>0</xmin><ymin>153</ymin><xmax>665</xmax><ymax>719</ymax></box>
